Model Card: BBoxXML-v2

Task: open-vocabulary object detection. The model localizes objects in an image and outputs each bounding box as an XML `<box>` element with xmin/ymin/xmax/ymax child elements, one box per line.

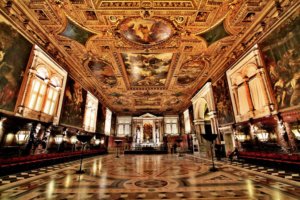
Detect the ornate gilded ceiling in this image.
<box><xmin>1</xmin><ymin>0</ymin><xmax>295</xmax><ymax>114</ymax></box>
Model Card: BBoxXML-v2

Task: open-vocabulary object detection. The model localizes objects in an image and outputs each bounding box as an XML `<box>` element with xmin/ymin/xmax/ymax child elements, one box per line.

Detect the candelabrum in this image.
<box><xmin>114</xmin><ymin>140</ymin><xmax>122</xmax><ymax>158</ymax></box>
<box><xmin>54</xmin><ymin>134</ymin><xmax>64</xmax><ymax>152</ymax></box>
<box><xmin>70</xmin><ymin>136</ymin><xmax>77</xmax><ymax>152</ymax></box>
<box><xmin>76</xmin><ymin>134</ymin><xmax>93</xmax><ymax>174</ymax></box>
<box><xmin>15</xmin><ymin>129</ymin><xmax>30</xmax><ymax>156</ymax></box>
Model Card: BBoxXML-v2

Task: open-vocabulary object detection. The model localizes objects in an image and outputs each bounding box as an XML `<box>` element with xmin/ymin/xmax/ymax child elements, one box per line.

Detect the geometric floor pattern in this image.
<box><xmin>186</xmin><ymin>154</ymin><xmax>300</xmax><ymax>182</ymax></box>
<box><xmin>229</xmin><ymin>160</ymin><xmax>300</xmax><ymax>182</ymax></box>
<box><xmin>0</xmin><ymin>154</ymin><xmax>300</xmax><ymax>200</ymax></box>
<box><xmin>0</xmin><ymin>162</ymin><xmax>75</xmax><ymax>186</ymax></box>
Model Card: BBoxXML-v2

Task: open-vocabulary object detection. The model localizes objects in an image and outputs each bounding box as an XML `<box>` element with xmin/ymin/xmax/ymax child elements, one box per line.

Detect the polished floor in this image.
<box><xmin>0</xmin><ymin>154</ymin><xmax>299</xmax><ymax>200</ymax></box>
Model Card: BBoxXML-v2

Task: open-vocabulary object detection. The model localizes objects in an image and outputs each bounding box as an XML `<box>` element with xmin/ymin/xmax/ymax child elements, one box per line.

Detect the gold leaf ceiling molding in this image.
<box><xmin>1</xmin><ymin>0</ymin><xmax>296</xmax><ymax>114</ymax></box>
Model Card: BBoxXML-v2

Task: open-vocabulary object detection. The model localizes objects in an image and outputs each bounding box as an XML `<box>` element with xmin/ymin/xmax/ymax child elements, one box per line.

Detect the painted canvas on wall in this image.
<box><xmin>60</xmin><ymin>78</ymin><xmax>87</xmax><ymax>128</ymax></box>
<box><xmin>0</xmin><ymin>14</ymin><xmax>32</xmax><ymax>112</ymax></box>
<box><xmin>212</xmin><ymin>75</ymin><xmax>235</xmax><ymax>125</ymax></box>
<box><xmin>122</xmin><ymin>53</ymin><xmax>172</xmax><ymax>86</ymax></box>
<box><xmin>119</xmin><ymin>17</ymin><xmax>173</xmax><ymax>45</ymax></box>
<box><xmin>260</xmin><ymin>10</ymin><xmax>300</xmax><ymax>110</ymax></box>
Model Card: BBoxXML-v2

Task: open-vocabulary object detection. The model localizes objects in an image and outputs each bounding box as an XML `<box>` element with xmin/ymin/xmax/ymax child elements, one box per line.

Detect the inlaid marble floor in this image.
<box><xmin>0</xmin><ymin>154</ymin><xmax>299</xmax><ymax>200</ymax></box>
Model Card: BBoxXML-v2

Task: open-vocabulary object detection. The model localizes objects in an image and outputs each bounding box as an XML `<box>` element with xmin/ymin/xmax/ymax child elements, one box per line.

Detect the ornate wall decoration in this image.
<box><xmin>195</xmin><ymin>11</ymin><xmax>210</xmax><ymax>22</ymax></box>
<box><xmin>113</xmin><ymin>97</ymin><xmax>131</xmax><ymax>106</ymax></box>
<box><xmin>60</xmin><ymin>77</ymin><xmax>87</xmax><ymax>128</ymax></box>
<box><xmin>165</xmin><ymin>98</ymin><xmax>181</xmax><ymax>106</ymax></box>
<box><xmin>87</xmin><ymin>60</ymin><xmax>117</xmax><ymax>87</ymax></box>
<box><xmin>212</xmin><ymin>75</ymin><xmax>235</xmax><ymax>125</ymax></box>
<box><xmin>118</xmin><ymin>17</ymin><xmax>173</xmax><ymax>45</ymax></box>
<box><xmin>260</xmin><ymin>9</ymin><xmax>300</xmax><ymax>110</ymax></box>
<box><xmin>133</xmin><ymin>91</ymin><xmax>162</xmax><ymax>98</ymax></box>
<box><xmin>122</xmin><ymin>53</ymin><xmax>173</xmax><ymax>86</ymax></box>
<box><xmin>0</xmin><ymin>14</ymin><xmax>32</xmax><ymax>112</ymax></box>
<box><xmin>59</xmin><ymin>18</ymin><xmax>95</xmax><ymax>45</ymax></box>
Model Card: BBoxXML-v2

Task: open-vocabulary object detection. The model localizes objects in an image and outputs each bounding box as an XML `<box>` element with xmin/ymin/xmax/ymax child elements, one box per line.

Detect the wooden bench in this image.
<box><xmin>238</xmin><ymin>151</ymin><xmax>300</xmax><ymax>170</ymax></box>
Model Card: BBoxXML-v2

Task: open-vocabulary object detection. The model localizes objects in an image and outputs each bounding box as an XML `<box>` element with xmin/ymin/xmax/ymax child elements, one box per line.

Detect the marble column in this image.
<box><xmin>232</xmin><ymin>84</ymin><xmax>240</xmax><ymax>116</ymax></box>
<box><xmin>243</xmin><ymin>77</ymin><xmax>255</xmax><ymax>115</ymax></box>
<box><xmin>208</xmin><ymin>111</ymin><xmax>220</xmax><ymax>143</ymax></box>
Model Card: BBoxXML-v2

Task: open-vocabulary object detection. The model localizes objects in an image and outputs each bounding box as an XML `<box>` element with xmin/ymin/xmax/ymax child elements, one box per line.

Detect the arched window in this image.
<box><xmin>25</xmin><ymin>67</ymin><xmax>48</xmax><ymax>111</ymax></box>
<box><xmin>43</xmin><ymin>76</ymin><xmax>61</xmax><ymax>115</ymax></box>
<box><xmin>36</xmin><ymin>67</ymin><xmax>49</xmax><ymax>79</ymax></box>
<box><xmin>24</xmin><ymin>67</ymin><xmax>62</xmax><ymax>116</ymax></box>
<box><xmin>84</xmin><ymin>92</ymin><xmax>98</xmax><ymax>132</ymax></box>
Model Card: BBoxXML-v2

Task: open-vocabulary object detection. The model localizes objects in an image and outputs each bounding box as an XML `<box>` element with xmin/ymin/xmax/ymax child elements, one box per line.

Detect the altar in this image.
<box><xmin>132</xmin><ymin>113</ymin><xmax>164</xmax><ymax>147</ymax></box>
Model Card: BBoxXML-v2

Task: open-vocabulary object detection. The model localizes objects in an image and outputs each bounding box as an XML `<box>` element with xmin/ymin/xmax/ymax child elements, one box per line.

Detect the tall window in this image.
<box><xmin>165</xmin><ymin>117</ymin><xmax>179</xmax><ymax>135</ymax></box>
<box><xmin>43</xmin><ymin>77</ymin><xmax>61</xmax><ymax>115</ymax></box>
<box><xmin>184</xmin><ymin>109</ymin><xmax>191</xmax><ymax>134</ymax></box>
<box><xmin>26</xmin><ymin>67</ymin><xmax>49</xmax><ymax>111</ymax></box>
<box><xmin>17</xmin><ymin>45</ymin><xmax>67</xmax><ymax>124</ymax></box>
<box><xmin>104</xmin><ymin>108</ymin><xmax>112</xmax><ymax>135</ymax></box>
<box><xmin>24</xmin><ymin>67</ymin><xmax>62</xmax><ymax>117</ymax></box>
<box><xmin>84</xmin><ymin>92</ymin><xmax>98</xmax><ymax>132</ymax></box>
<box><xmin>116</xmin><ymin>116</ymin><xmax>131</xmax><ymax>136</ymax></box>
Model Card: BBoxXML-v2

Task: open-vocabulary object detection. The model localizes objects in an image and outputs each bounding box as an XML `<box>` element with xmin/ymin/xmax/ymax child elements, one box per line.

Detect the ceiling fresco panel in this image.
<box><xmin>122</xmin><ymin>53</ymin><xmax>173</xmax><ymax>87</ymax></box>
<box><xmin>197</xmin><ymin>21</ymin><xmax>230</xmax><ymax>46</ymax></box>
<box><xmin>87</xmin><ymin>60</ymin><xmax>117</xmax><ymax>87</ymax></box>
<box><xmin>59</xmin><ymin>18</ymin><xmax>95</xmax><ymax>45</ymax></box>
<box><xmin>177</xmin><ymin>57</ymin><xmax>206</xmax><ymax>85</ymax></box>
<box><xmin>118</xmin><ymin>17</ymin><xmax>173</xmax><ymax>45</ymax></box>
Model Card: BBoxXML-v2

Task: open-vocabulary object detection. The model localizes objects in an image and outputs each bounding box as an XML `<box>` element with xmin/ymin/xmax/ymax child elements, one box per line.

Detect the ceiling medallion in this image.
<box><xmin>118</xmin><ymin>17</ymin><xmax>174</xmax><ymax>46</ymax></box>
<box><xmin>109</xmin><ymin>16</ymin><xmax>118</xmax><ymax>23</ymax></box>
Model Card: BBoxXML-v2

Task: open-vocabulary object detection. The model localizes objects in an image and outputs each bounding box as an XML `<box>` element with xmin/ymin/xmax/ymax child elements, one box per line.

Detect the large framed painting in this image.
<box><xmin>259</xmin><ymin>9</ymin><xmax>300</xmax><ymax>110</ymax></box>
<box><xmin>0</xmin><ymin>14</ymin><xmax>32</xmax><ymax>112</ymax></box>
<box><xmin>212</xmin><ymin>75</ymin><xmax>235</xmax><ymax>125</ymax></box>
<box><xmin>60</xmin><ymin>77</ymin><xmax>87</xmax><ymax>128</ymax></box>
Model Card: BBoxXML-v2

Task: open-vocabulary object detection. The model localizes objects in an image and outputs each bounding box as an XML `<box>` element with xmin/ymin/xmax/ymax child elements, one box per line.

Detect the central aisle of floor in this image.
<box><xmin>0</xmin><ymin>154</ymin><xmax>299</xmax><ymax>200</ymax></box>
